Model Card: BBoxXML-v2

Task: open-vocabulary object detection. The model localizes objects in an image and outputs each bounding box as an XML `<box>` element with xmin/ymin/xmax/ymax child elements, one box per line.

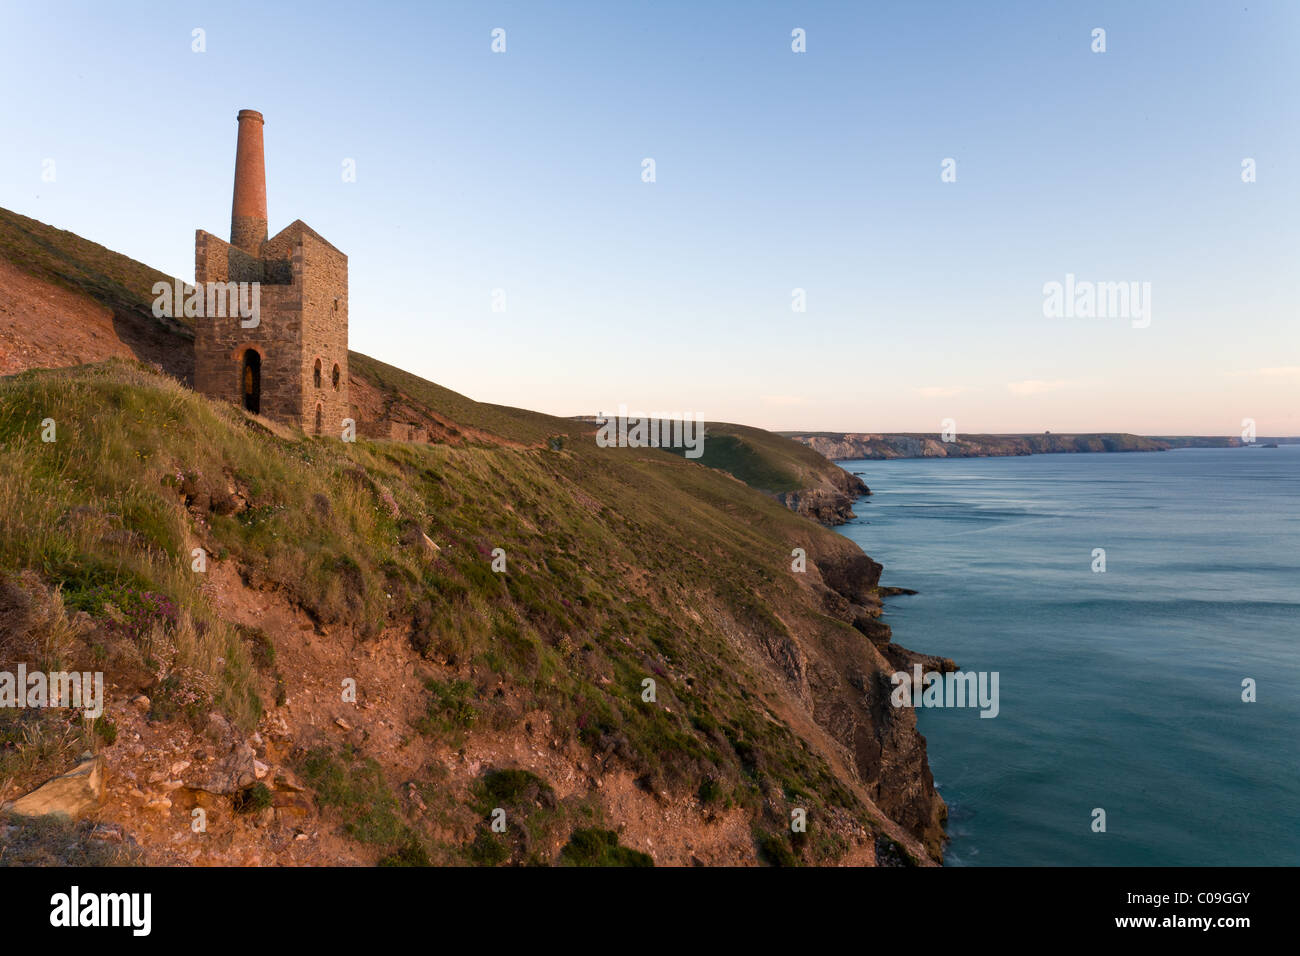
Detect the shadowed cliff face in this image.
<box><xmin>777</xmin><ymin>470</ymin><xmax>870</xmax><ymax>526</ymax></box>
<box><xmin>802</xmin><ymin>545</ymin><xmax>948</xmax><ymax>857</ymax></box>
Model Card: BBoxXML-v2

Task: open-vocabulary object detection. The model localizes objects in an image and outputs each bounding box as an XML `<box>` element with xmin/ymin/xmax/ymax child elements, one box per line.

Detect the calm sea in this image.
<box><xmin>834</xmin><ymin>446</ymin><xmax>1300</xmax><ymax>866</ymax></box>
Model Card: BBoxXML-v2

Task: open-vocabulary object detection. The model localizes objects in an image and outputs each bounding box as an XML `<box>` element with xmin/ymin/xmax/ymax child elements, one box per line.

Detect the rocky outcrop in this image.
<box><xmin>778</xmin><ymin>470</ymin><xmax>870</xmax><ymax>526</ymax></box>
<box><xmin>185</xmin><ymin>717</ymin><xmax>260</xmax><ymax>795</ymax></box>
<box><xmin>4</xmin><ymin>753</ymin><xmax>106</xmax><ymax>820</ymax></box>
<box><xmin>815</xmin><ymin>550</ymin><xmax>883</xmax><ymax>602</ymax></box>
<box><xmin>788</xmin><ymin>542</ymin><xmax>949</xmax><ymax>859</ymax></box>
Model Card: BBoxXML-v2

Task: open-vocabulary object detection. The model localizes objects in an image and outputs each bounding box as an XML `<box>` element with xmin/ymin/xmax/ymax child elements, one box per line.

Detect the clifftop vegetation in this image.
<box><xmin>0</xmin><ymin>209</ymin><xmax>943</xmax><ymax>865</ymax></box>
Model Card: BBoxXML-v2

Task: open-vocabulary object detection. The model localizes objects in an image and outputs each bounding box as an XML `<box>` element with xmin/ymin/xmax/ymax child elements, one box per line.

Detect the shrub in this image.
<box><xmin>466</xmin><ymin>831</ymin><xmax>510</xmax><ymax>866</ymax></box>
<box><xmin>379</xmin><ymin>836</ymin><xmax>431</xmax><ymax>867</ymax></box>
<box><xmin>697</xmin><ymin>777</ymin><xmax>726</xmax><ymax>805</ymax></box>
<box><xmin>560</xmin><ymin>828</ymin><xmax>653</xmax><ymax>867</ymax></box>
<box><xmin>297</xmin><ymin>746</ymin><xmax>408</xmax><ymax>847</ymax></box>
<box><xmin>93</xmin><ymin>714</ymin><xmax>117</xmax><ymax>746</ymax></box>
<box><xmin>238</xmin><ymin>624</ymin><xmax>275</xmax><ymax>669</ymax></box>
<box><xmin>232</xmin><ymin>782</ymin><xmax>273</xmax><ymax>814</ymax></box>
<box><xmin>413</xmin><ymin>679</ymin><xmax>477</xmax><ymax>743</ymax></box>
<box><xmin>755</xmin><ymin>830</ymin><xmax>799</xmax><ymax>867</ymax></box>
<box><xmin>476</xmin><ymin>768</ymin><xmax>552</xmax><ymax>811</ymax></box>
<box><xmin>149</xmin><ymin>666</ymin><xmax>215</xmax><ymax>728</ymax></box>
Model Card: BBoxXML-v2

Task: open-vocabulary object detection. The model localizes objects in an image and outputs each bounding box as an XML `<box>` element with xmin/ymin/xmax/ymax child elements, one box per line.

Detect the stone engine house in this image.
<box><xmin>194</xmin><ymin>109</ymin><xmax>348</xmax><ymax>435</ymax></box>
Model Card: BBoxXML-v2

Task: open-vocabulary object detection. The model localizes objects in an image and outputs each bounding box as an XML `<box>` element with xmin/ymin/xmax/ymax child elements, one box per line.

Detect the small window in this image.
<box><xmin>314</xmin><ymin>404</ymin><xmax>323</xmax><ymax>435</ymax></box>
<box><xmin>333</xmin><ymin>298</ymin><xmax>340</xmax><ymax>312</ymax></box>
<box><xmin>313</xmin><ymin>359</ymin><xmax>322</xmax><ymax>389</ymax></box>
<box><xmin>332</xmin><ymin>363</ymin><xmax>341</xmax><ymax>390</ymax></box>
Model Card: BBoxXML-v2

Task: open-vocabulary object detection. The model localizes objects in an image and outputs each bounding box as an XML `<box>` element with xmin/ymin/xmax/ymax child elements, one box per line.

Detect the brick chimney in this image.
<box><xmin>230</xmin><ymin>109</ymin><xmax>267</xmax><ymax>254</ymax></box>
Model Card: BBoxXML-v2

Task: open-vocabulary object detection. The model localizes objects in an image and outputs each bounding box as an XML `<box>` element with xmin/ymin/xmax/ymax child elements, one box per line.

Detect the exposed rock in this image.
<box><xmin>186</xmin><ymin>740</ymin><xmax>258</xmax><ymax>795</ymax></box>
<box><xmin>4</xmin><ymin>753</ymin><xmax>105</xmax><ymax>820</ymax></box>
<box><xmin>173</xmin><ymin>470</ymin><xmax>250</xmax><ymax>516</ymax></box>
<box><xmin>89</xmin><ymin>822</ymin><xmax>130</xmax><ymax>843</ymax></box>
<box><xmin>776</xmin><ymin>467</ymin><xmax>871</xmax><ymax>526</ymax></box>
<box><xmin>272</xmin><ymin>770</ymin><xmax>306</xmax><ymax>794</ymax></box>
<box><xmin>815</xmin><ymin>551</ymin><xmax>883</xmax><ymax>604</ymax></box>
<box><xmin>778</xmin><ymin>488</ymin><xmax>860</xmax><ymax>525</ymax></box>
<box><xmin>880</xmin><ymin>642</ymin><xmax>958</xmax><ymax>676</ymax></box>
<box><xmin>272</xmin><ymin>793</ymin><xmax>312</xmax><ymax>816</ymax></box>
<box><xmin>399</xmin><ymin>520</ymin><xmax>441</xmax><ymax>555</ymax></box>
<box><xmin>204</xmin><ymin>711</ymin><xmax>232</xmax><ymax>739</ymax></box>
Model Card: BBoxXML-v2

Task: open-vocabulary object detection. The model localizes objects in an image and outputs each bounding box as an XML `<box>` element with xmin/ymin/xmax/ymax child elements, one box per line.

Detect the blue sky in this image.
<box><xmin>2</xmin><ymin>0</ymin><xmax>1297</xmax><ymax>433</ymax></box>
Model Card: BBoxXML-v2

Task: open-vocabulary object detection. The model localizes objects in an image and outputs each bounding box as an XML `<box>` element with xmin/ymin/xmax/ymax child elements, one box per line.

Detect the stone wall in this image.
<box><xmin>387</xmin><ymin>422</ymin><xmax>429</xmax><ymax>443</ymax></box>
<box><xmin>193</xmin><ymin>230</ymin><xmax>306</xmax><ymax>425</ymax></box>
<box><xmin>195</xmin><ymin>229</ymin><xmax>263</xmax><ymax>285</ymax></box>
<box><xmin>296</xmin><ymin>232</ymin><xmax>349</xmax><ymax>436</ymax></box>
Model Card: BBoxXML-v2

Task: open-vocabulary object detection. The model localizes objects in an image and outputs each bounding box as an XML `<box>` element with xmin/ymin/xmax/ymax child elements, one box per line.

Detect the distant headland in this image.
<box><xmin>780</xmin><ymin>432</ymin><xmax>1297</xmax><ymax>461</ymax></box>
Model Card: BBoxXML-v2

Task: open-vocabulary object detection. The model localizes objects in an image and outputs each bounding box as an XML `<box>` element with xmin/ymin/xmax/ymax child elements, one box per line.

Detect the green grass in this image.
<box><xmin>559</xmin><ymin>828</ymin><xmax>654</xmax><ymax>867</ymax></box>
<box><xmin>297</xmin><ymin>745</ymin><xmax>416</xmax><ymax>849</ymax></box>
<box><xmin>413</xmin><ymin>678</ymin><xmax>479</xmax><ymax>745</ymax></box>
<box><xmin>232</xmin><ymin>782</ymin><xmax>273</xmax><ymax>814</ymax></box>
<box><xmin>658</xmin><ymin>424</ymin><xmax>811</xmax><ymax>493</ymax></box>
<box><xmin>0</xmin><ymin>206</ymin><xmax>948</xmax><ymax>864</ymax></box>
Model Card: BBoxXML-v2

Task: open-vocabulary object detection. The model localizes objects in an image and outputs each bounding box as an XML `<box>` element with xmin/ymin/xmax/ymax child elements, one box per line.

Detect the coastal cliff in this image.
<box><xmin>777</xmin><ymin>479</ymin><xmax>868</xmax><ymax>526</ymax></box>
<box><xmin>0</xmin><ymin>206</ymin><xmax>948</xmax><ymax>866</ymax></box>
<box><xmin>783</xmin><ymin>431</ymin><xmax>1172</xmax><ymax>461</ymax></box>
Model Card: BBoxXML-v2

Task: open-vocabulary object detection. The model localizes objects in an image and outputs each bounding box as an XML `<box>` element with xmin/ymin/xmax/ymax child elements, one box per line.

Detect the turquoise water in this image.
<box><xmin>834</xmin><ymin>446</ymin><xmax>1300</xmax><ymax>866</ymax></box>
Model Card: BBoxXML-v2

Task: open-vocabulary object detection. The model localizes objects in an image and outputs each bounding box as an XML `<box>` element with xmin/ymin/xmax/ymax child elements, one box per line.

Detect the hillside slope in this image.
<box><xmin>785</xmin><ymin>431</ymin><xmax>1170</xmax><ymax>460</ymax></box>
<box><xmin>0</xmin><ymin>210</ymin><xmax>945</xmax><ymax>865</ymax></box>
<box><xmin>658</xmin><ymin>420</ymin><xmax>871</xmax><ymax>525</ymax></box>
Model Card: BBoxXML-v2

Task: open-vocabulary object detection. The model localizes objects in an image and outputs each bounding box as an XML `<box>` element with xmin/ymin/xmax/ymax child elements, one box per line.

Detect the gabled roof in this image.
<box><xmin>266</xmin><ymin>219</ymin><xmax>345</xmax><ymax>257</ymax></box>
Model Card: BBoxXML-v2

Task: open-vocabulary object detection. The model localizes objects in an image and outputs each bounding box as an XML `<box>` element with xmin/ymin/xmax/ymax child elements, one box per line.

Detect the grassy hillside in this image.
<box><xmin>348</xmin><ymin>351</ymin><xmax>555</xmax><ymax>446</ymax></box>
<box><xmin>0</xmin><ymin>209</ymin><xmax>943</xmax><ymax>864</ymax></box>
<box><xmin>0</xmin><ymin>206</ymin><xmax>862</xmax><ymax>497</ymax></box>
<box><xmin>0</xmin><ymin>359</ymin><xmax>939</xmax><ymax>864</ymax></box>
<box><xmin>660</xmin><ymin>421</ymin><xmax>829</xmax><ymax>494</ymax></box>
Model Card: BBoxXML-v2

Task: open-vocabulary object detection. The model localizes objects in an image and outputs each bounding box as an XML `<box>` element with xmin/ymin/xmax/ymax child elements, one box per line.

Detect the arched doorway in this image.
<box><xmin>241</xmin><ymin>350</ymin><xmax>261</xmax><ymax>414</ymax></box>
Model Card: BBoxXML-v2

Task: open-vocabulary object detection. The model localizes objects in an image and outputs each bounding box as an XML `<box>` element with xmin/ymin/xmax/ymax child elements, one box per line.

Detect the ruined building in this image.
<box><xmin>193</xmin><ymin>109</ymin><xmax>348</xmax><ymax>434</ymax></box>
